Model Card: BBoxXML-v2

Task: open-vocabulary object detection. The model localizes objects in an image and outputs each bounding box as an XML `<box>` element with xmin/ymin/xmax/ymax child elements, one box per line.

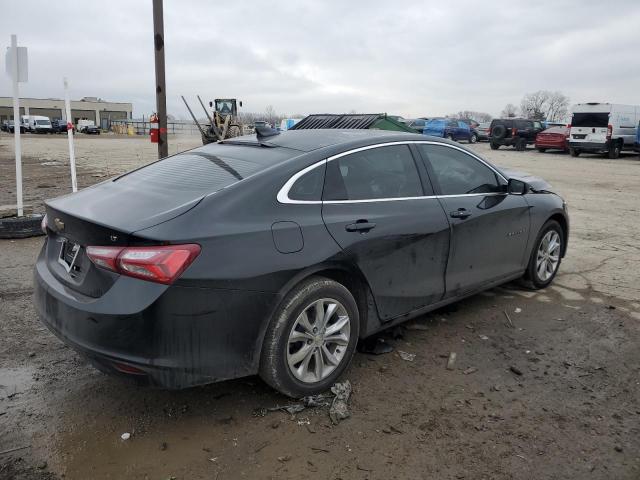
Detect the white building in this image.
<box><xmin>0</xmin><ymin>96</ymin><xmax>132</xmax><ymax>128</ymax></box>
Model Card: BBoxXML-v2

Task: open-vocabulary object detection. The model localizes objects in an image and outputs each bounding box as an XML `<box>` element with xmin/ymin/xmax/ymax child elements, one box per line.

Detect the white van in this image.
<box><xmin>20</xmin><ymin>115</ymin><xmax>30</xmax><ymax>132</ymax></box>
<box><xmin>568</xmin><ymin>103</ymin><xmax>640</xmax><ymax>158</ymax></box>
<box><xmin>27</xmin><ymin>115</ymin><xmax>53</xmax><ymax>134</ymax></box>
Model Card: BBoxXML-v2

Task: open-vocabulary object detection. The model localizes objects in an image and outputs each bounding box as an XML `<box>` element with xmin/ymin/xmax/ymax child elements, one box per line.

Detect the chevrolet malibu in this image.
<box><xmin>34</xmin><ymin>130</ymin><xmax>569</xmax><ymax>397</ymax></box>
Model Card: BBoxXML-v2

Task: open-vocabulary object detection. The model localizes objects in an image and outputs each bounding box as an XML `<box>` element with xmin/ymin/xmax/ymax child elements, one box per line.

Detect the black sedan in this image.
<box><xmin>52</xmin><ymin>119</ymin><xmax>70</xmax><ymax>133</ymax></box>
<box><xmin>34</xmin><ymin>130</ymin><xmax>569</xmax><ymax>397</ymax></box>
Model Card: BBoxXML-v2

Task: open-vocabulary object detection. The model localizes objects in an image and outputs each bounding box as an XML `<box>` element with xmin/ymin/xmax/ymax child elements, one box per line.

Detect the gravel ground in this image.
<box><xmin>1</xmin><ymin>133</ymin><xmax>639</xmax><ymax>479</ymax></box>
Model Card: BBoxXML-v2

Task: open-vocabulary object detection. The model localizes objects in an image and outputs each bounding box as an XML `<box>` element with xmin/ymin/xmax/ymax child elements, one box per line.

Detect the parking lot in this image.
<box><xmin>1</xmin><ymin>133</ymin><xmax>639</xmax><ymax>479</ymax></box>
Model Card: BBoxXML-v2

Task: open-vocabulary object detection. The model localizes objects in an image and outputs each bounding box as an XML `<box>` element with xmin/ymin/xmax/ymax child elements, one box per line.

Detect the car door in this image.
<box><xmin>415</xmin><ymin>143</ymin><xmax>531</xmax><ymax>297</ymax></box>
<box><xmin>446</xmin><ymin>119</ymin><xmax>458</xmax><ymax>139</ymax></box>
<box><xmin>321</xmin><ymin>144</ymin><xmax>450</xmax><ymax>321</ymax></box>
<box><xmin>458</xmin><ymin>121</ymin><xmax>471</xmax><ymax>141</ymax></box>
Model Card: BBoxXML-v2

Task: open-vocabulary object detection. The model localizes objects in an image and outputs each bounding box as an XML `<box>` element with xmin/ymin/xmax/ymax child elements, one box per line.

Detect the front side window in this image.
<box><xmin>418</xmin><ymin>144</ymin><xmax>501</xmax><ymax>195</ymax></box>
<box><xmin>323</xmin><ymin>145</ymin><xmax>423</xmax><ymax>201</ymax></box>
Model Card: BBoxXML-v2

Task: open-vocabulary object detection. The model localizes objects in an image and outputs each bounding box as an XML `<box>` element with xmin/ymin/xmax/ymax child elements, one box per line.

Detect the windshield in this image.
<box><xmin>571</xmin><ymin>112</ymin><xmax>609</xmax><ymax>127</ymax></box>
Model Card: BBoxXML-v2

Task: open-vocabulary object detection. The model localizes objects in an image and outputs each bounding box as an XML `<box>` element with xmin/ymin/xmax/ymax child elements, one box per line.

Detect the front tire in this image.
<box><xmin>469</xmin><ymin>133</ymin><xmax>478</xmax><ymax>144</ymax></box>
<box><xmin>259</xmin><ymin>277</ymin><xmax>359</xmax><ymax>398</ymax></box>
<box><xmin>522</xmin><ymin>220</ymin><xmax>564</xmax><ymax>289</ymax></box>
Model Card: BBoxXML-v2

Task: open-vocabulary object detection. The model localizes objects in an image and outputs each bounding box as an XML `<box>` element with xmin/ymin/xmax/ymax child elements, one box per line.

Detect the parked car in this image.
<box><xmin>568</xmin><ymin>103</ymin><xmax>640</xmax><ymax>158</ymax></box>
<box><xmin>52</xmin><ymin>119</ymin><xmax>70</xmax><ymax>133</ymax></box>
<box><xmin>3</xmin><ymin>120</ymin><xmax>24</xmax><ymax>133</ymax></box>
<box><xmin>475</xmin><ymin>122</ymin><xmax>491</xmax><ymax>141</ymax></box>
<box><xmin>535</xmin><ymin>126</ymin><xmax>570</xmax><ymax>153</ymax></box>
<box><xmin>82</xmin><ymin>124</ymin><xmax>100</xmax><ymax>134</ymax></box>
<box><xmin>489</xmin><ymin>118</ymin><xmax>544</xmax><ymax>151</ymax></box>
<box><xmin>34</xmin><ymin>130</ymin><xmax>569</xmax><ymax>397</ymax></box>
<box><xmin>1</xmin><ymin>120</ymin><xmax>8</xmax><ymax>132</ymax></box>
<box><xmin>405</xmin><ymin>118</ymin><xmax>427</xmax><ymax>133</ymax></box>
<box><xmin>636</xmin><ymin>120</ymin><xmax>640</xmax><ymax>154</ymax></box>
<box><xmin>26</xmin><ymin>115</ymin><xmax>53</xmax><ymax>133</ymax></box>
<box><xmin>424</xmin><ymin>118</ymin><xmax>477</xmax><ymax>143</ymax></box>
<box><xmin>459</xmin><ymin>118</ymin><xmax>480</xmax><ymax>128</ymax></box>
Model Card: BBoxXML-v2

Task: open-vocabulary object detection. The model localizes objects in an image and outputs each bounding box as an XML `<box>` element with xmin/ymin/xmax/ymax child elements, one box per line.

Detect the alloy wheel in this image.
<box><xmin>286</xmin><ymin>298</ymin><xmax>350</xmax><ymax>383</ymax></box>
<box><xmin>536</xmin><ymin>230</ymin><xmax>561</xmax><ymax>282</ymax></box>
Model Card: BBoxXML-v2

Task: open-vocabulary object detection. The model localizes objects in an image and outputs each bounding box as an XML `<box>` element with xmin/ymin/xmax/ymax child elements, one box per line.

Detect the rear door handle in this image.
<box><xmin>450</xmin><ymin>208</ymin><xmax>472</xmax><ymax>219</ymax></box>
<box><xmin>345</xmin><ymin>220</ymin><xmax>377</xmax><ymax>233</ymax></box>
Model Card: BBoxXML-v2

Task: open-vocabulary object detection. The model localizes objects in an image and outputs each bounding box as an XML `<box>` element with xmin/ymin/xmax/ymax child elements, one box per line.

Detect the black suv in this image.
<box><xmin>489</xmin><ymin>118</ymin><xmax>544</xmax><ymax>151</ymax></box>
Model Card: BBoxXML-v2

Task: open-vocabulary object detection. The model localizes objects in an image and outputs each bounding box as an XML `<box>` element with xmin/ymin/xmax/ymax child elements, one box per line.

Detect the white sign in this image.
<box><xmin>5</xmin><ymin>45</ymin><xmax>28</xmax><ymax>82</ymax></box>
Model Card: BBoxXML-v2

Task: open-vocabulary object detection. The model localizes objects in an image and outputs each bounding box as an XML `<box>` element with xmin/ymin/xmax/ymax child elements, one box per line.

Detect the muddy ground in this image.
<box><xmin>1</xmin><ymin>132</ymin><xmax>639</xmax><ymax>479</ymax></box>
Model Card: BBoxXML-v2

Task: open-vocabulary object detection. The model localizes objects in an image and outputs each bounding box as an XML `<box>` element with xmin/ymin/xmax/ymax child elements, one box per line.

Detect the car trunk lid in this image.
<box><xmin>43</xmin><ymin>146</ymin><xmax>274</xmax><ymax>296</ymax></box>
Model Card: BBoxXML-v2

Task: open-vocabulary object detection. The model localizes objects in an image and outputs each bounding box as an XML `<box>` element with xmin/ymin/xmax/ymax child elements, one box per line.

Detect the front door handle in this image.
<box><xmin>450</xmin><ymin>208</ymin><xmax>472</xmax><ymax>219</ymax></box>
<box><xmin>345</xmin><ymin>220</ymin><xmax>377</xmax><ymax>233</ymax></box>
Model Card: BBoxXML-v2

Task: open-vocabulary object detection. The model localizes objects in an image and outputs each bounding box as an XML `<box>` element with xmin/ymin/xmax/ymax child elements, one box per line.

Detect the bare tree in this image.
<box><xmin>545</xmin><ymin>92</ymin><xmax>570</xmax><ymax>122</ymax></box>
<box><xmin>501</xmin><ymin>104</ymin><xmax>519</xmax><ymax>118</ymax></box>
<box><xmin>264</xmin><ymin>105</ymin><xmax>278</xmax><ymax>126</ymax></box>
<box><xmin>449</xmin><ymin>110</ymin><xmax>492</xmax><ymax>122</ymax></box>
<box><xmin>520</xmin><ymin>91</ymin><xmax>570</xmax><ymax>121</ymax></box>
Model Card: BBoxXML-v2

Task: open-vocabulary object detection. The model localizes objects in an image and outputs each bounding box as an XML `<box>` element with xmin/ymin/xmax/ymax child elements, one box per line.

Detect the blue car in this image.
<box><xmin>636</xmin><ymin>120</ymin><xmax>640</xmax><ymax>153</ymax></box>
<box><xmin>423</xmin><ymin>118</ymin><xmax>477</xmax><ymax>143</ymax></box>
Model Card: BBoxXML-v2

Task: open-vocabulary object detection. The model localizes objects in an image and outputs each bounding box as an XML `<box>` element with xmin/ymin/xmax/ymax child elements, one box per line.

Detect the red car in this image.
<box><xmin>535</xmin><ymin>126</ymin><xmax>569</xmax><ymax>153</ymax></box>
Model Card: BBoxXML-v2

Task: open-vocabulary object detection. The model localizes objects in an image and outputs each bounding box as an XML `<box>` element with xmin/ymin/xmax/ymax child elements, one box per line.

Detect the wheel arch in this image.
<box><xmin>548</xmin><ymin>212</ymin><xmax>569</xmax><ymax>257</ymax></box>
<box><xmin>253</xmin><ymin>261</ymin><xmax>379</xmax><ymax>367</ymax></box>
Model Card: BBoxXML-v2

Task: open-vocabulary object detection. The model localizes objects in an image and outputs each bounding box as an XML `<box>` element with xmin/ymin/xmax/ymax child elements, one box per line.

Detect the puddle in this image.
<box><xmin>0</xmin><ymin>366</ymin><xmax>35</xmax><ymax>399</ymax></box>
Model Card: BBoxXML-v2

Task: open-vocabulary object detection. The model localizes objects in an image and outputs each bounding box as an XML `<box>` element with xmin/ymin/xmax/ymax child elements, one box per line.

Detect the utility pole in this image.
<box><xmin>152</xmin><ymin>0</ymin><xmax>168</xmax><ymax>158</ymax></box>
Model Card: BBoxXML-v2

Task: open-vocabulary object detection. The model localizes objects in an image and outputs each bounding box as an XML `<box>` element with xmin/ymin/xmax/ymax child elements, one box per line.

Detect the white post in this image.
<box><xmin>11</xmin><ymin>35</ymin><xmax>23</xmax><ymax>217</ymax></box>
<box><xmin>63</xmin><ymin>77</ymin><xmax>77</xmax><ymax>192</ymax></box>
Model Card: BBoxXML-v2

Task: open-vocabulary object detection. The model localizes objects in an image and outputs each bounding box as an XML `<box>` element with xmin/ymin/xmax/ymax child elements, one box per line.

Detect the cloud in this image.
<box><xmin>1</xmin><ymin>0</ymin><xmax>639</xmax><ymax>119</ymax></box>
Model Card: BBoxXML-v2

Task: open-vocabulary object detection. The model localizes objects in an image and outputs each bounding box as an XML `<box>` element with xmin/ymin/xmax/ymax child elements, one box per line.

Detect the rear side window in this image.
<box><xmin>323</xmin><ymin>145</ymin><xmax>423</xmax><ymax>201</ymax></box>
<box><xmin>418</xmin><ymin>144</ymin><xmax>501</xmax><ymax>195</ymax></box>
<box><xmin>571</xmin><ymin>112</ymin><xmax>609</xmax><ymax>127</ymax></box>
<box><xmin>288</xmin><ymin>165</ymin><xmax>325</xmax><ymax>201</ymax></box>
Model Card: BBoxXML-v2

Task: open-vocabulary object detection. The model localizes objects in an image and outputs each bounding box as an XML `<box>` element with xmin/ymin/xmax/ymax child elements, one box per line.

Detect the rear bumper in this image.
<box><xmin>490</xmin><ymin>137</ymin><xmax>534</xmax><ymax>146</ymax></box>
<box><xmin>33</xmin><ymin>244</ymin><xmax>279</xmax><ymax>389</ymax></box>
<box><xmin>568</xmin><ymin>141</ymin><xmax>608</xmax><ymax>152</ymax></box>
<box><xmin>535</xmin><ymin>139</ymin><xmax>568</xmax><ymax>150</ymax></box>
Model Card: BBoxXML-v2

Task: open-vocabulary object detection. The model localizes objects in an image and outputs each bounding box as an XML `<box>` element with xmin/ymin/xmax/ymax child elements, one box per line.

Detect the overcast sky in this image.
<box><xmin>2</xmin><ymin>0</ymin><xmax>640</xmax><ymax>119</ymax></box>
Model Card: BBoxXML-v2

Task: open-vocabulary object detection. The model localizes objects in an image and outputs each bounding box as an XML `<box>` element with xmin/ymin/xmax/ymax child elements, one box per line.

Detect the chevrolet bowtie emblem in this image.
<box><xmin>54</xmin><ymin>218</ymin><xmax>65</xmax><ymax>231</ymax></box>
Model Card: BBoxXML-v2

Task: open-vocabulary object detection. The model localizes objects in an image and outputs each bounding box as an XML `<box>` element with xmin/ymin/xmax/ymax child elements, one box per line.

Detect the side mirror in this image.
<box><xmin>209</xmin><ymin>101</ymin><xmax>213</xmax><ymax>108</ymax></box>
<box><xmin>508</xmin><ymin>178</ymin><xmax>527</xmax><ymax>195</ymax></box>
<box><xmin>239</xmin><ymin>101</ymin><xmax>243</xmax><ymax>108</ymax></box>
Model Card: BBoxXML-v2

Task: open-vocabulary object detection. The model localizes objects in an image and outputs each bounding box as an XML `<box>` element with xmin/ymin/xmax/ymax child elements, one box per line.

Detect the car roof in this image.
<box><xmin>222</xmin><ymin>129</ymin><xmax>425</xmax><ymax>153</ymax></box>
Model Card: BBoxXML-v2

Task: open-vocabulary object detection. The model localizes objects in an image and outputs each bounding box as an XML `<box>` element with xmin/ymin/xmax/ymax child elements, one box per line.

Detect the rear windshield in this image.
<box><xmin>115</xmin><ymin>144</ymin><xmax>293</xmax><ymax>194</ymax></box>
<box><xmin>427</xmin><ymin>119</ymin><xmax>446</xmax><ymax>126</ymax></box>
<box><xmin>571</xmin><ymin>112</ymin><xmax>609</xmax><ymax>127</ymax></box>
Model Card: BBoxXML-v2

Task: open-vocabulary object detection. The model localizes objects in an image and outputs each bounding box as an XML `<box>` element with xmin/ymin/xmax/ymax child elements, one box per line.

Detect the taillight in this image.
<box><xmin>41</xmin><ymin>214</ymin><xmax>48</xmax><ymax>234</ymax></box>
<box><xmin>511</xmin><ymin>128</ymin><xmax>518</xmax><ymax>136</ymax></box>
<box><xmin>606</xmin><ymin>124</ymin><xmax>612</xmax><ymax>139</ymax></box>
<box><xmin>86</xmin><ymin>244</ymin><xmax>201</xmax><ymax>284</ymax></box>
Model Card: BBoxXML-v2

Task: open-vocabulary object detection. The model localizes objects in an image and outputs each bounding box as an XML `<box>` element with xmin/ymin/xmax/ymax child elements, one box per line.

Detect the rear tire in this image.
<box><xmin>608</xmin><ymin>141</ymin><xmax>621</xmax><ymax>159</ymax></box>
<box><xmin>537</xmin><ymin>147</ymin><xmax>546</xmax><ymax>153</ymax></box>
<box><xmin>490</xmin><ymin>142</ymin><xmax>500</xmax><ymax>150</ymax></box>
<box><xmin>521</xmin><ymin>220</ymin><xmax>564</xmax><ymax>289</ymax></box>
<box><xmin>570</xmin><ymin>148</ymin><xmax>580</xmax><ymax>157</ymax></box>
<box><xmin>259</xmin><ymin>276</ymin><xmax>359</xmax><ymax>398</ymax></box>
<box><xmin>469</xmin><ymin>133</ymin><xmax>478</xmax><ymax>144</ymax></box>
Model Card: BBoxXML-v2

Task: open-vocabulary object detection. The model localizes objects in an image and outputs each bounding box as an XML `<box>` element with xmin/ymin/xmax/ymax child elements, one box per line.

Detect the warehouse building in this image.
<box><xmin>0</xmin><ymin>96</ymin><xmax>132</xmax><ymax>128</ymax></box>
